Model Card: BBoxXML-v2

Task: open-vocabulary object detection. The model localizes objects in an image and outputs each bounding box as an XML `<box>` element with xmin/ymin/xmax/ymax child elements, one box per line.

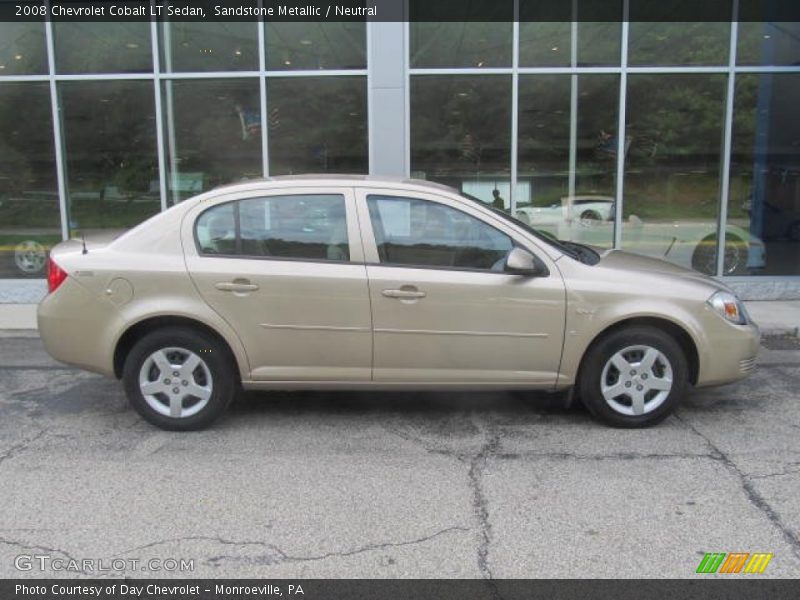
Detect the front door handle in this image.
<box><xmin>215</xmin><ymin>280</ymin><xmax>259</xmax><ymax>293</ymax></box>
<box><xmin>382</xmin><ymin>288</ymin><xmax>426</xmax><ymax>299</ymax></box>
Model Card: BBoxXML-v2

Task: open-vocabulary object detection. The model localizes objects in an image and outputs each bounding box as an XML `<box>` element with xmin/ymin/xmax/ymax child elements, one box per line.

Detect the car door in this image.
<box><xmin>183</xmin><ymin>187</ymin><xmax>372</xmax><ymax>381</ymax></box>
<box><xmin>355</xmin><ymin>187</ymin><xmax>566</xmax><ymax>384</ymax></box>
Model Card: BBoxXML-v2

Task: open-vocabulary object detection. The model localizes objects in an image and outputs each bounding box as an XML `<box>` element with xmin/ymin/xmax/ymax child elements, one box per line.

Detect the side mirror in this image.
<box><xmin>504</xmin><ymin>247</ymin><xmax>542</xmax><ymax>276</ymax></box>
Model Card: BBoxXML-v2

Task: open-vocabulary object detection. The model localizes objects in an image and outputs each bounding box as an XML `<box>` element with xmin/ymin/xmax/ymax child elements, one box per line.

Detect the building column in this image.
<box><xmin>367</xmin><ymin>1</ymin><xmax>408</xmax><ymax>177</ymax></box>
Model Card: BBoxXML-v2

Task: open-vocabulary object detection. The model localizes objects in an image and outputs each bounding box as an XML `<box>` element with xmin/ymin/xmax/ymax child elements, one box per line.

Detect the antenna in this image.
<box><xmin>81</xmin><ymin>233</ymin><xmax>87</xmax><ymax>255</ymax></box>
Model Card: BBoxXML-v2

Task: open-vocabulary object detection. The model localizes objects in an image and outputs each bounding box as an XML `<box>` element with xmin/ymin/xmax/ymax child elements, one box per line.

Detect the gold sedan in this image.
<box><xmin>38</xmin><ymin>176</ymin><xmax>760</xmax><ymax>430</ymax></box>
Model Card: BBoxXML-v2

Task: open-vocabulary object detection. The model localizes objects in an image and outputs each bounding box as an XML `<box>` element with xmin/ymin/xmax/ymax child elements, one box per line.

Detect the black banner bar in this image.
<box><xmin>3</xmin><ymin>579</ymin><xmax>800</xmax><ymax>600</ymax></box>
<box><xmin>2</xmin><ymin>0</ymin><xmax>800</xmax><ymax>23</ymax></box>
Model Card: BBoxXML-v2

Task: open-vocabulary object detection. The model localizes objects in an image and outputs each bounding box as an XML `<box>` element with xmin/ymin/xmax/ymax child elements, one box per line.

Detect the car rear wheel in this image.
<box><xmin>579</xmin><ymin>210</ymin><xmax>601</xmax><ymax>226</ymax></box>
<box><xmin>122</xmin><ymin>327</ymin><xmax>236</xmax><ymax>431</ymax></box>
<box><xmin>691</xmin><ymin>233</ymin><xmax>746</xmax><ymax>275</ymax></box>
<box><xmin>578</xmin><ymin>326</ymin><xmax>688</xmax><ymax>428</ymax></box>
<box><xmin>14</xmin><ymin>240</ymin><xmax>47</xmax><ymax>275</ymax></box>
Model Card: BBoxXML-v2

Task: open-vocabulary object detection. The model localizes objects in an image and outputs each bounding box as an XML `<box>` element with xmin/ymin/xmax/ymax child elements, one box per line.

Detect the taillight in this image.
<box><xmin>47</xmin><ymin>256</ymin><xmax>68</xmax><ymax>293</ymax></box>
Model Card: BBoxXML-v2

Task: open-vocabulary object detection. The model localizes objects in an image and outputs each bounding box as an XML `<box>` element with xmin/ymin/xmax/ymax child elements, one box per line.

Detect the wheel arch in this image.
<box><xmin>113</xmin><ymin>315</ymin><xmax>243</xmax><ymax>381</ymax></box>
<box><xmin>579</xmin><ymin>316</ymin><xmax>700</xmax><ymax>387</ymax></box>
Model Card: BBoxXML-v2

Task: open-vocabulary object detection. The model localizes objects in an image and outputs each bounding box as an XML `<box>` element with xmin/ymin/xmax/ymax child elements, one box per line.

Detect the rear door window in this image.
<box><xmin>195</xmin><ymin>194</ymin><xmax>349</xmax><ymax>261</ymax></box>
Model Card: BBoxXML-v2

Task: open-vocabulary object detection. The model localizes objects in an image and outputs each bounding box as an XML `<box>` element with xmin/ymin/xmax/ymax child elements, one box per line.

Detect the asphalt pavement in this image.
<box><xmin>1</xmin><ymin>333</ymin><xmax>799</xmax><ymax>579</ymax></box>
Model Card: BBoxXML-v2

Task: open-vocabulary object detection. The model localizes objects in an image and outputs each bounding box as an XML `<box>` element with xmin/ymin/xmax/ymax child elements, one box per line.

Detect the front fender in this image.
<box><xmin>557</xmin><ymin>295</ymin><xmax>708</xmax><ymax>388</ymax></box>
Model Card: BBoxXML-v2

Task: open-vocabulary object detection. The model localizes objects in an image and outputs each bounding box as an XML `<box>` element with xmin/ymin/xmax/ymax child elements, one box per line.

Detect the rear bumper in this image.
<box><xmin>37</xmin><ymin>279</ymin><xmax>121</xmax><ymax>378</ymax></box>
<box><xmin>696</xmin><ymin>320</ymin><xmax>760</xmax><ymax>387</ymax></box>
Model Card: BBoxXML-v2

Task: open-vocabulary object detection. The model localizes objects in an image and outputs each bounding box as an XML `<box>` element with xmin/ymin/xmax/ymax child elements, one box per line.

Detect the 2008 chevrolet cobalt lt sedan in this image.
<box><xmin>38</xmin><ymin>176</ymin><xmax>760</xmax><ymax>430</ymax></box>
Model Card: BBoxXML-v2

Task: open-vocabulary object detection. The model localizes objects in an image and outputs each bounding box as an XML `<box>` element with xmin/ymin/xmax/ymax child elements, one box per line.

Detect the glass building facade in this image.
<box><xmin>1</xmin><ymin>3</ymin><xmax>799</xmax><ymax>299</ymax></box>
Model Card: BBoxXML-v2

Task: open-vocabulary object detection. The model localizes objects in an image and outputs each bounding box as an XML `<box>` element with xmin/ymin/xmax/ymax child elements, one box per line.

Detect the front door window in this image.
<box><xmin>366</xmin><ymin>194</ymin><xmax>513</xmax><ymax>271</ymax></box>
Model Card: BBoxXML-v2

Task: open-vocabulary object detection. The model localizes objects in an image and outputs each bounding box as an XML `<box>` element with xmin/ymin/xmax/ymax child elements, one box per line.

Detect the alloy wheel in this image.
<box><xmin>600</xmin><ymin>345</ymin><xmax>673</xmax><ymax>416</ymax></box>
<box><xmin>138</xmin><ymin>347</ymin><xmax>213</xmax><ymax>418</ymax></box>
<box><xmin>14</xmin><ymin>240</ymin><xmax>47</xmax><ymax>274</ymax></box>
<box><xmin>693</xmin><ymin>236</ymin><xmax>745</xmax><ymax>275</ymax></box>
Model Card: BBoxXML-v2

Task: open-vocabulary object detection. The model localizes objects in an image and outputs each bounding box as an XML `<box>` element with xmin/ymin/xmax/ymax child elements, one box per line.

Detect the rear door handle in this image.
<box><xmin>382</xmin><ymin>288</ymin><xmax>426</xmax><ymax>299</ymax></box>
<box><xmin>215</xmin><ymin>280</ymin><xmax>259</xmax><ymax>293</ymax></box>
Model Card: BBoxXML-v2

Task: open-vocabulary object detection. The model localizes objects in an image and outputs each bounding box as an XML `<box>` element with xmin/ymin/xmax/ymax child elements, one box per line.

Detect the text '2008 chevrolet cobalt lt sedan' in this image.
<box><xmin>38</xmin><ymin>176</ymin><xmax>760</xmax><ymax>430</ymax></box>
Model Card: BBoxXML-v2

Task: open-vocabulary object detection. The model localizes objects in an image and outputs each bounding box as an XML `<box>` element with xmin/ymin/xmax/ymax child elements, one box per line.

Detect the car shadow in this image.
<box><xmin>228</xmin><ymin>388</ymin><xmax>583</xmax><ymax>420</ymax></box>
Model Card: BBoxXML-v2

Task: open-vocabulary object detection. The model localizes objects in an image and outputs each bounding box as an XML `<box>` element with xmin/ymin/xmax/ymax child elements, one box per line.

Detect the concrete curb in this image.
<box><xmin>760</xmin><ymin>328</ymin><xmax>799</xmax><ymax>338</ymax></box>
<box><xmin>744</xmin><ymin>301</ymin><xmax>800</xmax><ymax>339</ymax></box>
<box><xmin>0</xmin><ymin>303</ymin><xmax>38</xmax><ymax>330</ymax></box>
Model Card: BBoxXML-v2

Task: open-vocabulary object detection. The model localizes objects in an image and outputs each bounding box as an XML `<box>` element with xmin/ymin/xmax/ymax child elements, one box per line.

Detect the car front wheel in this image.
<box><xmin>122</xmin><ymin>327</ymin><xmax>236</xmax><ymax>431</ymax></box>
<box><xmin>578</xmin><ymin>326</ymin><xmax>688</xmax><ymax>428</ymax></box>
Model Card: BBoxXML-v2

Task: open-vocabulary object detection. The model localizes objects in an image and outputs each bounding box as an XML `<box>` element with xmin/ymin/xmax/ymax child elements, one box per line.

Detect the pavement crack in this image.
<box><xmin>495</xmin><ymin>451</ymin><xmax>714</xmax><ymax>461</ymax></box>
<box><xmin>112</xmin><ymin>526</ymin><xmax>470</xmax><ymax>566</ymax></box>
<box><xmin>0</xmin><ymin>536</ymin><xmax>88</xmax><ymax>575</ymax></box>
<box><xmin>675</xmin><ymin>414</ymin><xmax>800</xmax><ymax>558</ymax></box>
<box><xmin>468</xmin><ymin>420</ymin><xmax>500</xmax><ymax>581</ymax></box>
<box><xmin>0</xmin><ymin>430</ymin><xmax>45</xmax><ymax>467</ymax></box>
<box><xmin>746</xmin><ymin>463</ymin><xmax>800</xmax><ymax>480</ymax></box>
<box><xmin>282</xmin><ymin>526</ymin><xmax>471</xmax><ymax>563</ymax></box>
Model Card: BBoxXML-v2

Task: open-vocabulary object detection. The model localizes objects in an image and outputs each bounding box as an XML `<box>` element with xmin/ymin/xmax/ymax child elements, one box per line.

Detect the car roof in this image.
<box><xmin>206</xmin><ymin>174</ymin><xmax>459</xmax><ymax>197</ymax></box>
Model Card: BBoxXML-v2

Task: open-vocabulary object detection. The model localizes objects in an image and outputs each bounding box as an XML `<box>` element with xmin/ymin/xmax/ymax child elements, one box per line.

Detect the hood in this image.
<box><xmin>596</xmin><ymin>248</ymin><xmax>733</xmax><ymax>292</ymax></box>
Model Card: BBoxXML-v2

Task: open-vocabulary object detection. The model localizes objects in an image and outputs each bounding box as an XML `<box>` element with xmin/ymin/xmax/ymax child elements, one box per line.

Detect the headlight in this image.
<box><xmin>707</xmin><ymin>291</ymin><xmax>748</xmax><ymax>325</ymax></box>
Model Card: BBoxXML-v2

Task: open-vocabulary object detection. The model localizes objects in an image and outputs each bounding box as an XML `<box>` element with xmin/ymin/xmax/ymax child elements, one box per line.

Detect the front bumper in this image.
<box><xmin>695</xmin><ymin>318</ymin><xmax>760</xmax><ymax>387</ymax></box>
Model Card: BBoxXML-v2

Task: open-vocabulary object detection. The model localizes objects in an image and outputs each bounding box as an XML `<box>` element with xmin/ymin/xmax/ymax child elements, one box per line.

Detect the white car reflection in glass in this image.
<box><xmin>515</xmin><ymin>195</ymin><xmax>766</xmax><ymax>275</ymax></box>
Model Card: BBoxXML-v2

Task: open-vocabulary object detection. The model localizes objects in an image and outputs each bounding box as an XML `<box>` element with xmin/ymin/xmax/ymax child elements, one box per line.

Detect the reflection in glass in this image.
<box><xmin>54</xmin><ymin>23</ymin><xmax>151</xmax><ymax>74</ymax></box>
<box><xmin>267</xmin><ymin>77</ymin><xmax>367</xmax><ymax>176</ymax></box>
<box><xmin>577</xmin><ymin>22</ymin><xmax>622</xmax><ymax>66</ymax></box>
<box><xmin>518</xmin><ymin>0</ymin><xmax>621</xmax><ymax>67</ymax></box>
<box><xmin>162</xmin><ymin>23</ymin><xmax>258</xmax><ymax>72</ymax></box>
<box><xmin>0</xmin><ymin>83</ymin><xmax>58</xmax><ymax>278</ymax></box>
<box><xmin>517</xmin><ymin>75</ymin><xmax>618</xmax><ymax>247</ymax></box>
<box><xmin>196</xmin><ymin>202</ymin><xmax>235</xmax><ymax>255</ymax></box>
<box><xmin>411</xmin><ymin>75</ymin><xmax>511</xmax><ymax>207</ymax></box>
<box><xmin>60</xmin><ymin>81</ymin><xmax>160</xmax><ymax>233</ymax></box>
<box><xmin>628</xmin><ymin>22</ymin><xmax>729</xmax><ymax>66</ymax></box>
<box><xmin>519</xmin><ymin>22</ymin><xmax>571</xmax><ymax>67</ymax></box>
<box><xmin>728</xmin><ymin>74</ymin><xmax>800</xmax><ymax>276</ymax></box>
<box><xmin>737</xmin><ymin>22</ymin><xmax>800</xmax><ymax>66</ymax></box>
<box><xmin>0</xmin><ymin>23</ymin><xmax>47</xmax><ymax>75</ymax></box>
<box><xmin>410</xmin><ymin>23</ymin><xmax>512</xmax><ymax>68</ymax></box>
<box><xmin>519</xmin><ymin>22</ymin><xmax>621</xmax><ymax>67</ymax></box>
<box><xmin>239</xmin><ymin>195</ymin><xmax>349</xmax><ymax>260</ymax></box>
<box><xmin>622</xmin><ymin>74</ymin><xmax>732</xmax><ymax>274</ymax></box>
<box><xmin>367</xmin><ymin>194</ymin><xmax>513</xmax><ymax>270</ymax></box>
<box><xmin>265</xmin><ymin>23</ymin><xmax>366</xmax><ymax>70</ymax></box>
<box><xmin>162</xmin><ymin>79</ymin><xmax>262</xmax><ymax>204</ymax></box>
<box><xmin>409</xmin><ymin>0</ymin><xmax>512</xmax><ymax>68</ymax></box>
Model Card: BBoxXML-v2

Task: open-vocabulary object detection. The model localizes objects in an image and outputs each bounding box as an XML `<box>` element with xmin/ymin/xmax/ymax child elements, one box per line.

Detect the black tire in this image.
<box><xmin>578</xmin><ymin>326</ymin><xmax>688</xmax><ymax>428</ymax></box>
<box><xmin>579</xmin><ymin>210</ymin><xmax>601</xmax><ymax>223</ymax></box>
<box><xmin>691</xmin><ymin>233</ymin><xmax>747</xmax><ymax>275</ymax></box>
<box><xmin>122</xmin><ymin>326</ymin><xmax>236</xmax><ymax>431</ymax></box>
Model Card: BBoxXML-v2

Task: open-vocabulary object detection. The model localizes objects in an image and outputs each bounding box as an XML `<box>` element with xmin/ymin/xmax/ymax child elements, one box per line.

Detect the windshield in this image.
<box><xmin>459</xmin><ymin>192</ymin><xmax>580</xmax><ymax>259</ymax></box>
